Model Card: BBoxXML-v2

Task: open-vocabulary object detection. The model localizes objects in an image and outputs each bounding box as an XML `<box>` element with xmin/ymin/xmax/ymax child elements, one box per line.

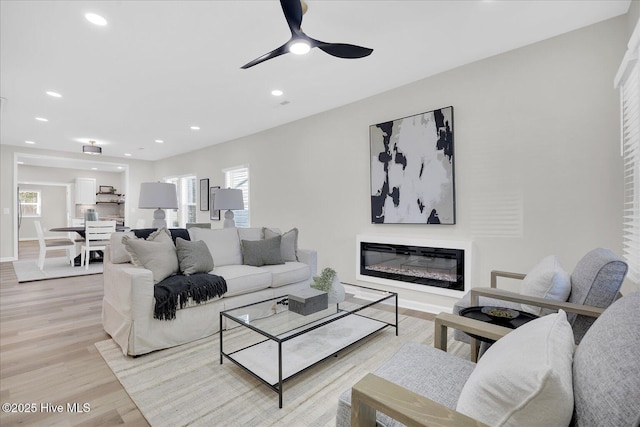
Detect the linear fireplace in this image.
<box><xmin>356</xmin><ymin>235</ymin><xmax>472</xmax><ymax>298</ymax></box>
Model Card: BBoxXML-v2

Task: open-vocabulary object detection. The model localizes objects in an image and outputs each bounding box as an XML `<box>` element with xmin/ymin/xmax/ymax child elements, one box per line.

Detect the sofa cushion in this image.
<box><xmin>109</xmin><ymin>231</ymin><xmax>136</xmax><ymax>263</ymax></box>
<box><xmin>175</xmin><ymin>237</ymin><xmax>214</xmax><ymax>275</ymax></box>
<box><xmin>190</xmin><ymin>227</ymin><xmax>242</xmax><ymax>267</ymax></box>
<box><xmin>520</xmin><ymin>255</ymin><xmax>571</xmax><ymax>315</ymax></box>
<box><xmin>133</xmin><ymin>228</ymin><xmax>190</xmax><ymax>244</ymax></box>
<box><xmin>456</xmin><ymin>311</ymin><xmax>575</xmax><ymax>427</ymax></box>
<box><xmin>261</xmin><ymin>262</ymin><xmax>310</xmax><ymax>287</ymax></box>
<box><xmin>264</xmin><ymin>227</ymin><xmax>298</xmax><ymax>262</ymax></box>
<box><xmin>212</xmin><ymin>264</ymin><xmax>272</xmax><ymax>297</ymax></box>
<box><xmin>123</xmin><ymin>228</ymin><xmax>179</xmax><ymax>284</ymax></box>
<box><xmin>237</xmin><ymin>227</ymin><xmax>264</xmax><ymax>241</ymax></box>
<box><xmin>241</xmin><ymin>236</ymin><xmax>284</xmax><ymax>267</ymax></box>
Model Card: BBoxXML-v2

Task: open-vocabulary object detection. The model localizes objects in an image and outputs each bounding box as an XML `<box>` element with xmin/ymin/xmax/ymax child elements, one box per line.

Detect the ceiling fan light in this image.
<box><xmin>289</xmin><ymin>40</ymin><xmax>311</xmax><ymax>55</ymax></box>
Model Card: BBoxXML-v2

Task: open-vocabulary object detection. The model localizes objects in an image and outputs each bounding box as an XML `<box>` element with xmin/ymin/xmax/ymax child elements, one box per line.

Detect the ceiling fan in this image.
<box><xmin>241</xmin><ymin>0</ymin><xmax>373</xmax><ymax>69</ymax></box>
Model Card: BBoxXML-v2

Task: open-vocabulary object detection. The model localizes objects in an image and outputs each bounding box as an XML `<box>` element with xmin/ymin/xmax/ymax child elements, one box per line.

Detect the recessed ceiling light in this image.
<box><xmin>25</xmin><ymin>140</ymin><xmax>36</xmax><ymax>144</ymax></box>
<box><xmin>289</xmin><ymin>40</ymin><xmax>310</xmax><ymax>55</ymax></box>
<box><xmin>35</xmin><ymin>117</ymin><xmax>48</xmax><ymax>122</ymax></box>
<box><xmin>124</xmin><ymin>153</ymin><xmax>132</xmax><ymax>157</ymax></box>
<box><xmin>155</xmin><ymin>139</ymin><xmax>164</xmax><ymax>143</ymax></box>
<box><xmin>85</xmin><ymin>13</ymin><xmax>108</xmax><ymax>26</ymax></box>
<box><xmin>271</xmin><ymin>89</ymin><xmax>284</xmax><ymax>97</ymax></box>
<box><xmin>117</xmin><ymin>166</ymin><xmax>124</xmax><ymax>170</ymax></box>
<box><xmin>91</xmin><ymin>167</ymin><xmax>98</xmax><ymax>170</ymax></box>
<box><xmin>17</xmin><ymin>161</ymin><xmax>24</xmax><ymax>165</ymax></box>
<box><xmin>190</xmin><ymin>126</ymin><xmax>200</xmax><ymax>130</ymax></box>
<box><xmin>46</xmin><ymin>91</ymin><xmax>62</xmax><ymax>98</ymax></box>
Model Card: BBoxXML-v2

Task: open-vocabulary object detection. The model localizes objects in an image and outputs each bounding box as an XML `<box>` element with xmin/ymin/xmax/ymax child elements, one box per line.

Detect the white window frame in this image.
<box><xmin>223</xmin><ymin>165</ymin><xmax>250</xmax><ymax>228</ymax></box>
<box><xmin>19</xmin><ymin>189</ymin><xmax>42</xmax><ymax>217</ymax></box>
<box><xmin>615</xmin><ymin>19</ymin><xmax>640</xmax><ymax>286</ymax></box>
<box><xmin>164</xmin><ymin>175</ymin><xmax>197</xmax><ymax>228</ymax></box>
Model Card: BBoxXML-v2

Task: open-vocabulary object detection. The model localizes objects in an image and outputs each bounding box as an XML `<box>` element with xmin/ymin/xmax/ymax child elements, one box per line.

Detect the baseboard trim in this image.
<box><xmin>1</xmin><ymin>256</ymin><xmax>18</xmax><ymax>262</ymax></box>
<box><xmin>344</xmin><ymin>284</ymin><xmax>452</xmax><ymax>314</ymax></box>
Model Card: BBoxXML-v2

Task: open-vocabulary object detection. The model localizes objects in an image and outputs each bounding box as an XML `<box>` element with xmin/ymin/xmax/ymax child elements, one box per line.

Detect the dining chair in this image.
<box><xmin>34</xmin><ymin>220</ymin><xmax>76</xmax><ymax>270</ymax></box>
<box><xmin>81</xmin><ymin>220</ymin><xmax>116</xmax><ymax>269</ymax></box>
<box><xmin>69</xmin><ymin>217</ymin><xmax>87</xmax><ymax>244</ymax></box>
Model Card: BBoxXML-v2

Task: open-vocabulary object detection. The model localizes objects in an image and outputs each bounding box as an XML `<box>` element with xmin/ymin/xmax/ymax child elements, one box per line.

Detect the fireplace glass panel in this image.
<box><xmin>360</xmin><ymin>242</ymin><xmax>464</xmax><ymax>291</ymax></box>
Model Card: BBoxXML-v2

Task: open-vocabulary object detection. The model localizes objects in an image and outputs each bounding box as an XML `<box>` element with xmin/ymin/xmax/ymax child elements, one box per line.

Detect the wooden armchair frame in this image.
<box><xmin>465</xmin><ymin>270</ymin><xmax>605</xmax><ymax>361</ymax></box>
<box><xmin>350</xmin><ymin>283</ymin><xmax>604</xmax><ymax>427</ymax></box>
<box><xmin>476</xmin><ymin>270</ymin><xmax>604</xmax><ymax>318</ymax></box>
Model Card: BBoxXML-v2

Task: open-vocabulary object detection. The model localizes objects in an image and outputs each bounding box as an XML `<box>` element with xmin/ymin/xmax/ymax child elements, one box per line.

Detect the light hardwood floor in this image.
<box><xmin>0</xmin><ymin>241</ymin><xmax>148</xmax><ymax>426</ymax></box>
<box><xmin>1</xmin><ymin>241</ymin><xmax>435</xmax><ymax>426</ymax></box>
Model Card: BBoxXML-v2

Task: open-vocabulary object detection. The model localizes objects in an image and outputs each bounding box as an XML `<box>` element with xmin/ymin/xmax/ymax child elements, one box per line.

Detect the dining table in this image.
<box><xmin>50</xmin><ymin>225</ymin><xmax>129</xmax><ymax>266</ymax></box>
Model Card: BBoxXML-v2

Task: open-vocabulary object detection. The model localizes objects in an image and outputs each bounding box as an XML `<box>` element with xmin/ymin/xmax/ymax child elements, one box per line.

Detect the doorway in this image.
<box><xmin>13</xmin><ymin>153</ymin><xmax>129</xmax><ymax>261</ymax></box>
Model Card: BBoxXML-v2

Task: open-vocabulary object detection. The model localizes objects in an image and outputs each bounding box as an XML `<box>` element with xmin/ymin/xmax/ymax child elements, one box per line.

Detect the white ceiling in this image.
<box><xmin>1</xmin><ymin>0</ymin><xmax>630</xmax><ymax>162</ymax></box>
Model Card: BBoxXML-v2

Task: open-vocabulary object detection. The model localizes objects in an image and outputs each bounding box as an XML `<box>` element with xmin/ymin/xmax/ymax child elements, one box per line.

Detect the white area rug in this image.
<box><xmin>96</xmin><ymin>314</ymin><xmax>469</xmax><ymax>427</ymax></box>
<box><xmin>12</xmin><ymin>257</ymin><xmax>103</xmax><ymax>282</ymax></box>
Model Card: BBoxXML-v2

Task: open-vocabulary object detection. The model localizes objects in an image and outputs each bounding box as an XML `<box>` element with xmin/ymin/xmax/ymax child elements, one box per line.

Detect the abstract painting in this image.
<box><xmin>370</xmin><ymin>106</ymin><xmax>455</xmax><ymax>224</ymax></box>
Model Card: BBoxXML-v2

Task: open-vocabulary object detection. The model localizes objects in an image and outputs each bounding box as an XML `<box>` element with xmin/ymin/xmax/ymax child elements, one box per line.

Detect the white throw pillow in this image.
<box><xmin>237</xmin><ymin>227</ymin><xmax>264</xmax><ymax>241</ymax></box>
<box><xmin>456</xmin><ymin>311</ymin><xmax>575</xmax><ymax>427</ymax></box>
<box><xmin>520</xmin><ymin>255</ymin><xmax>571</xmax><ymax>315</ymax></box>
<box><xmin>109</xmin><ymin>231</ymin><xmax>136</xmax><ymax>263</ymax></box>
<box><xmin>189</xmin><ymin>227</ymin><xmax>242</xmax><ymax>267</ymax></box>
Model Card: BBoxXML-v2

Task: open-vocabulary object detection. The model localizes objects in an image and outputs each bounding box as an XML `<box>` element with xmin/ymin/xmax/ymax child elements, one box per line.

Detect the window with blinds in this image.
<box><xmin>164</xmin><ymin>175</ymin><xmax>196</xmax><ymax>228</ymax></box>
<box><xmin>616</xmin><ymin>21</ymin><xmax>640</xmax><ymax>286</ymax></box>
<box><xmin>224</xmin><ymin>166</ymin><xmax>250</xmax><ymax>228</ymax></box>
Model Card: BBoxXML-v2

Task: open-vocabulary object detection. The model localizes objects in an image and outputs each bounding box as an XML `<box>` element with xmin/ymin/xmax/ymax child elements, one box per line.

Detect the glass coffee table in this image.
<box><xmin>219</xmin><ymin>284</ymin><xmax>397</xmax><ymax>408</ymax></box>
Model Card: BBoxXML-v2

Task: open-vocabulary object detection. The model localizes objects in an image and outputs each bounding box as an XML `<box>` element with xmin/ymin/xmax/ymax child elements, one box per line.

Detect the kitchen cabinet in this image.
<box><xmin>75</xmin><ymin>178</ymin><xmax>96</xmax><ymax>204</ymax></box>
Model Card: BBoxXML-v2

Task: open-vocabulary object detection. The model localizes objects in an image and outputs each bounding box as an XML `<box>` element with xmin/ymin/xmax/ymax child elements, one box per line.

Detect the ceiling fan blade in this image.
<box><xmin>240</xmin><ymin>43</ymin><xmax>289</xmax><ymax>69</ymax></box>
<box><xmin>280</xmin><ymin>0</ymin><xmax>303</xmax><ymax>34</ymax></box>
<box><xmin>312</xmin><ymin>41</ymin><xmax>373</xmax><ymax>59</ymax></box>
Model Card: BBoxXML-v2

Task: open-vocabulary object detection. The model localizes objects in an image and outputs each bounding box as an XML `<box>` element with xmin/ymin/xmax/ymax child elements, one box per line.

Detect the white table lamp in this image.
<box><xmin>212</xmin><ymin>188</ymin><xmax>244</xmax><ymax>228</ymax></box>
<box><xmin>138</xmin><ymin>182</ymin><xmax>179</xmax><ymax>229</ymax></box>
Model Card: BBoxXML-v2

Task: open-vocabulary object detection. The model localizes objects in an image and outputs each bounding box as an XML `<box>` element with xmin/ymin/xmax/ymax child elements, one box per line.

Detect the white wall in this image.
<box><xmin>0</xmin><ymin>144</ymin><xmax>156</xmax><ymax>261</ymax></box>
<box><xmin>1</xmin><ymin>15</ymin><xmax>633</xmax><ymax>305</ymax></box>
<box><xmin>17</xmin><ymin>165</ymin><xmax>125</xmax><ymax>239</ymax></box>
<box><xmin>18</xmin><ymin>183</ymin><xmax>67</xmax><ymax>240</ymax></box>
<box><xmin>154</xmin><ymin>16</ymin><xmax>633</xmax><ymax>310</ymax></box>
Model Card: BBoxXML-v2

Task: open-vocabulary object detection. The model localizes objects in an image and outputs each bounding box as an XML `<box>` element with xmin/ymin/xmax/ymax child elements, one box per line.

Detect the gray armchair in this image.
<box><xmin>453</xmin><ymin>248</ymin><xmax>628</xmax><ymax>351</ymax></box>
<box><xmin>338</xmin><ymin>292</ymin><xmax>640</xmax><ymax>427</ymax></box>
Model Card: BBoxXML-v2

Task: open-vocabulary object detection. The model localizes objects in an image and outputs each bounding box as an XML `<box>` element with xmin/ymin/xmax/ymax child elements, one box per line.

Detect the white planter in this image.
<box><xmin>328</xmin><ymin>277</ymin><xmax>345</xmax><ymax>304</ymax></box>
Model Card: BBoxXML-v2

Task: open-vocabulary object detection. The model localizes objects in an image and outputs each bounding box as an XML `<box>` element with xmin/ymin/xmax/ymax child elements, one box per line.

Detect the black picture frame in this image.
<box><xmin>199</xmin><ymin>179</ymin><xmax>209</xmax><ymax>211</ymax></box>
<box><xmin>210</xmin><ymin>186</ymin><xmax>221</xmax><ymax>220</ymax></box>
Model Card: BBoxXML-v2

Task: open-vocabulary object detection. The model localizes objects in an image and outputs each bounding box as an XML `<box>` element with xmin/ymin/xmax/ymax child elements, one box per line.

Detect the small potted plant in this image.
<box><xmin>311</xmin><ymin>267</ymin><xmax>345</xmax><ymax>304</ymax></box>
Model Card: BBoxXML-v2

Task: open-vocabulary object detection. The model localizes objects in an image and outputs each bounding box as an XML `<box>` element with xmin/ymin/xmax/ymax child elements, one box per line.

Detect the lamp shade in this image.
<box><xmin>138</xmin><ymin>182</ymin><xmax>178</xmax><ymax>209</ymax></box>
<box><xmin>212</xmin><ymin>188</ymin><xmax>244</xmax><ymax>211</ymax></box>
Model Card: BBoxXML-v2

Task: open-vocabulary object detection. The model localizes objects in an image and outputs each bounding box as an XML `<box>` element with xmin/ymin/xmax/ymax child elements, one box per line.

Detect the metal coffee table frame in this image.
<box><xmin>219</xmin><ymin>284</ymin><xmax>398</xmax><ymax>408</ymax></box>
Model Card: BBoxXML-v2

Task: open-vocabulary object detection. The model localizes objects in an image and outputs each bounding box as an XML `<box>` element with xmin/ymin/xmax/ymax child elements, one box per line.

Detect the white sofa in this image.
<box><xmin>102</xmin><ymin>227</ymin><xmax>317</xmax><ymax>356</ymax></box>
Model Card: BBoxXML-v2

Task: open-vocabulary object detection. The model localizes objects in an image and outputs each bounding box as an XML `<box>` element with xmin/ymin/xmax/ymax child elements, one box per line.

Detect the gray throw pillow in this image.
<box><xmin>241</xmin><ymin>235</ymin><xmax>284</xmax><ymax>267</ymax></box>
<box><xmin>122</xmin><ymin>228</ymin><xmax>178</xmax><ymax>283</ymax></box>
<box><xmin>176</xmin><ymin>237</ymin><xmax>214</xmax><ymax>275</ymax></box>
<box><xmin>264</xmin><ymin>227</ymin><xmax>298</xmax><ymax>262</ymax></box>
